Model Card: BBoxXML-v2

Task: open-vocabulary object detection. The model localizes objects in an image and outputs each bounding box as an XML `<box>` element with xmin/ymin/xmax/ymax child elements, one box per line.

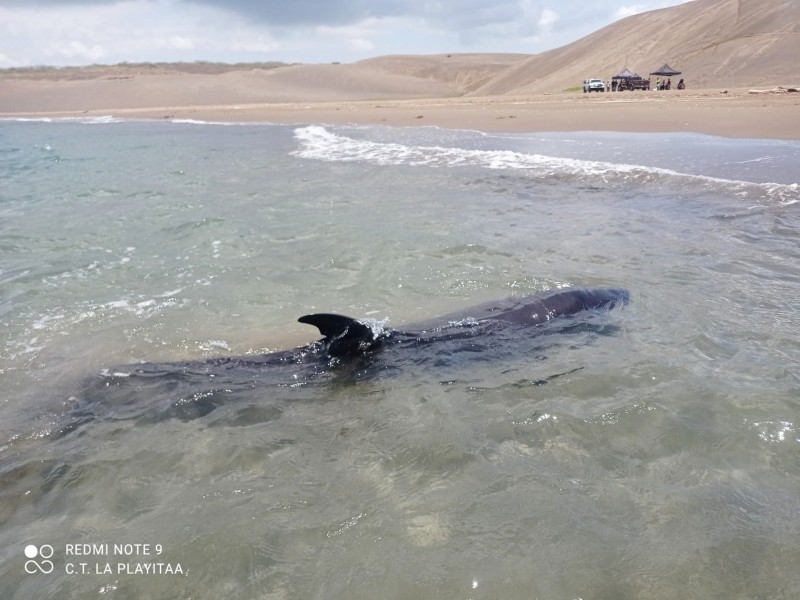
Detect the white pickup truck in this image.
<box><xmin>583</xmin><ymin>78</ymin><xmax>605</xmax><ymax>93</ymax></box>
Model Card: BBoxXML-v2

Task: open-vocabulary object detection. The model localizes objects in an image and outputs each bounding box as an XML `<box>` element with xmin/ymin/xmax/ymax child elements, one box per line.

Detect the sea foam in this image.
<box><xmin>292</xmin><ymin>125</ymin><xmax>800</xmax><ymax>205</ymax></box>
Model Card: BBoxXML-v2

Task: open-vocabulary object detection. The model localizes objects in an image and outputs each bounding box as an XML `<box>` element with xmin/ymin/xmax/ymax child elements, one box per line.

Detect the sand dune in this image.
<box><xmin>0</xmin><ymin>63</ymin><xmax>458</xmax><ymax>113</ymax></box>
<box><xmin>476</xmin><ymin>0</ymin><xmax>800</xmax><ymax>94</ymax></box>
<box><xmin>356</xmin><ymin>54</ymin><xmax>529</xmax><ymax>94</ymax></box>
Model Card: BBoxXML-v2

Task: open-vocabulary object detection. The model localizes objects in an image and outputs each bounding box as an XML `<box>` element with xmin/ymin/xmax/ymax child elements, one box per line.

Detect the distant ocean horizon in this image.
<box><xmin>2</xmin><ymin>117</ymin><xmax>799</xmax><ymax>599</ymax></box>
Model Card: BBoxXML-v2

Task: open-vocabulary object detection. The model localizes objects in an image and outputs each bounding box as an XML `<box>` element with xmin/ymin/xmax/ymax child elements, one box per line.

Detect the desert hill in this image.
<box><xmin>475</xmin><ymin>0</ymin><xmax>800</xmax><ymax>94</ymax></box>
<box><xmin>355</xmin><ymin>54</ymin><xmax>529</xmax><ymax>94</ymax></box>
<box><xmin>328</xmin><ymin>0</ymin><xmax>799</xmax><ymax>95</ymax></box>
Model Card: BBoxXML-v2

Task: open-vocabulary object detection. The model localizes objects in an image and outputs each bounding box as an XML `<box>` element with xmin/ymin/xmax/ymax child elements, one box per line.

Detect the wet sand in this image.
<box><xmin>141</xmin><ymin>91</ymin><xmax>800</xmax><ymax>140</ymax></box>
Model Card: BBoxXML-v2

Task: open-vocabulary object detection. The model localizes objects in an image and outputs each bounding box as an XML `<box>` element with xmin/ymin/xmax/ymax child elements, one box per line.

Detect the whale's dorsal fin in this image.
<box><xmin>298</xmin><ymin>313</ymin><xmax>362</xmax><ymax>338</ymax></box>
<box><xmin>298</xmin><ymin>313</ymin><xmax>377</xmax><ymax>357</ymax></box>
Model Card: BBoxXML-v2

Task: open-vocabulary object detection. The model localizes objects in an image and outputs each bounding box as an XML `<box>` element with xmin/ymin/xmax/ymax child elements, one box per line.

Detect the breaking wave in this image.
<box><xmin>292</xmin><ymin>125</ymin><xmax>799</xmax><ymax>206</ymax></box>
<box><xmin>1</xmin><ymin>115</ymin><xmax>126</xmax><ymax>125</ymax></box>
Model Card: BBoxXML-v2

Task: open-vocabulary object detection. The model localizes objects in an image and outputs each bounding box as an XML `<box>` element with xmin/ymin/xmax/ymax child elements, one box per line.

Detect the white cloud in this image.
<box><xmin>538</xmin><ymin>8</ymin><xmax>560</xmax><ymax>34</ymax></box>
<box><xmin>312</xmin><ymin>16</ymin><xmax>444</xmax><ymax>58</ymax></box>
<box><xmin>0</xmin><ymin>52</ymin><xmax>16</xmax><ymax>67</ymax></box>
<box><xmin>0</xmin><ymin>1</ymin><xmax>285</xmax><ymax>66</ymax></box>
<box><xmin>614</xmin><ymin>4</ymin><xmax>646</xmax><ymax>19</ymax></box>
<box><xmin>0</xmin><ymin>0</ymin><xmax>699</xmax><ymax>67</ymax></box>
<box><xmin>167</xmin><ymin>36</ymin><xmax>195</xmax><ymax>51</ymax></box>
<box><xmin>615</xmin><ymin>0</ymin><xmax>693</xmax><ymax>20</ymax></box>
<box><xmin>227</xmin><ymin>37</ymin><xmax>281</xmax><ymax>54</ymax></box>
<box><xmin>55</xmin><ymin>40</ymin><xmax>106</xmax><ymax>62</ymax></box>
<box><xmin>348</xmin><ymin>38</ymin><xmax>377</xmax><ymax>53</ymax></box>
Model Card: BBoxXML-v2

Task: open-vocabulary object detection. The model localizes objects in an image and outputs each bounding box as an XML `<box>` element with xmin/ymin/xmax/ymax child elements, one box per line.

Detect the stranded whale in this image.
<box><xmin>60</xmin><ymin>287</ymin><xmax>629</xmax><ymax>434</ymax></box>
<box><xmin>298</xmin><ymin>287</ymin><xmax>629</xmax><ymax>358</ymax></box>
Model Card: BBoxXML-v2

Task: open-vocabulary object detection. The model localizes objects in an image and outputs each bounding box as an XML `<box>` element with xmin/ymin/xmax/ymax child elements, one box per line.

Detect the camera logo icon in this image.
<box><xmin>24</xmin><ymin>544</ymin><xmax>54</xmax><ymax>574</ymax></box>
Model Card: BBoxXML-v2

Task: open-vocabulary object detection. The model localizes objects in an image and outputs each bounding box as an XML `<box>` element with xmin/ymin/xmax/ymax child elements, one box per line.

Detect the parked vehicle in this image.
<box><xmin>615</xmin><ymin>77</ymin><xmax>650</xmax><ymax>91</ymax></box>
<box><xmin>627</xmin><ymin>77</ymin><xmax>651</xmax><ymax>91</ymax></box>
<box><xmin>583</xmin><ymin>78</ymin><xmax>605</xmax><ymax>93</ymax></box>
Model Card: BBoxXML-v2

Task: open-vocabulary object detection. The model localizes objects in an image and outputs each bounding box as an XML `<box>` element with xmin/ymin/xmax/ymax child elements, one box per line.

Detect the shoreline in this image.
<box><xmin>2</xmin><ymin>88</ymin><xmax>799</xmax><ymax>140</ymax></box>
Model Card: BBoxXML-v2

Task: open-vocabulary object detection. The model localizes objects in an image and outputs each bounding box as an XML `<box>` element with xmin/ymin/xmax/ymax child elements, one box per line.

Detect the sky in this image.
<box><xmin>0</xmin><ymin>0</ymin><xmax>694</xmax><ymax>68</ymax></box>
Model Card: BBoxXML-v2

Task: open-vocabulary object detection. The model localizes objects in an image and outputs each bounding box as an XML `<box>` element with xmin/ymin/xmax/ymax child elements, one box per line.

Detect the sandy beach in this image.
<box><xmin>1</xmin><ymin>72</ymin><xmax>798</xmax><ymax>140</ymax></box>
<box><xmin>111</xmin><ymin>91</ymin><xmax>800</xmax><ymax>140</ymax></box>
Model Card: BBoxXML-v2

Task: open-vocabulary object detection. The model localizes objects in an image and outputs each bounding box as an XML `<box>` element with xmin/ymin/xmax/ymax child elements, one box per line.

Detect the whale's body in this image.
<box><xmin>298</xmin><ymin>287</ymin><xmax>629</xmax><ymax>358</ymax></box>
<box><xmin>62</xmin><ymin>287</ymin><xmax>629</xmax><ymax>434</ymax></box>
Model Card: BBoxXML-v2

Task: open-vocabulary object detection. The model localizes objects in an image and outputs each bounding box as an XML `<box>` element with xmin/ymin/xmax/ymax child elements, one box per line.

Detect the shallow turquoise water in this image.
<box><xmin>1</xmin><ymin>119</ymin><xmax>799</xmax><ymax>599</ymax></box>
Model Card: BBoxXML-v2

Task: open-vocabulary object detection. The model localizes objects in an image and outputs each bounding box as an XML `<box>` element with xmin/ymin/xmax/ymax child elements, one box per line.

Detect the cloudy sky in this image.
<box><xmin>0</xmin><ymin>0</ymin><xmax>693</xmax><ymax>67</ymax></box>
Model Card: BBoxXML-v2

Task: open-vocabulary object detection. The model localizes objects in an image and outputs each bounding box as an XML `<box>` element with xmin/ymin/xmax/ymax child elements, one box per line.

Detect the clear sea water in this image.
<box><xmin>1</xmin><ymin>118</ymin><xmax>799</xmax><ymax>599</ymax></box>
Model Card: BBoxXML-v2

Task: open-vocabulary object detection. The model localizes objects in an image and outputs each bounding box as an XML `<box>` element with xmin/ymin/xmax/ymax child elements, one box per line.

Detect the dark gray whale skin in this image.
<box><xmin>104</xmin><ymin>286</ymin><xmax>629</xmax><ymax>375</ymax></box>
<box><xmin>60</xmin><ymin>287</ymin><xmax>628</xmax><ymax>434</ymax></box>
<box><xmin>298</xmin><ymin>286</ymin><xmax>630</xmax><ymax>358</ymax></box>
<box><xmin>133</xmin><ymin>286</ymin><xmax>630</xmax><ymax>370</ymax></box>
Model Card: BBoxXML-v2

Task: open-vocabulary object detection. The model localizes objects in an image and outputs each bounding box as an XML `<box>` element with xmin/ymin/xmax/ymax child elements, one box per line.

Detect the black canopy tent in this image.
<box><xmin>650</xmin><ymin>63</ymin><xmax>682</xmax><ymax>77</ymax></box>
<box><xmin>613</xmin><ymin>67</ymin><xmax>639</xmax><ymax>80</ymax></box>
<box><xmin>650</xmin><ymin>63</ymin><xmax>682</xmax><ymax>89</ymax></box>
